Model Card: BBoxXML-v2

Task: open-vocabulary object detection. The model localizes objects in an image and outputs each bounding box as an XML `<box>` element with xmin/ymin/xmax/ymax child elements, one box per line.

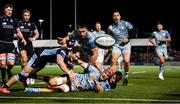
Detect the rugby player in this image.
<box><xmin>18</xmin><ymin>9</ymin><xmax>39</xmax><ymax>84</ymax></box>
<box><xmin>107</xmin><ymin>11</ymin><xmax>134</xmax><ymax>86</ymax></box>
<box><xmin>149</xmin><ymin>21</ymin><xmax>171</xmax><ymax>80</ymax></box>
<box><xmin>24</xmin><ymin>58</ymin><xmax>122</xmax><ymax>93</ymax></box>
<box><xmin>0</xmin><ymin>4</ymin><xmax>26</xmax><ymax>84</ymax></box>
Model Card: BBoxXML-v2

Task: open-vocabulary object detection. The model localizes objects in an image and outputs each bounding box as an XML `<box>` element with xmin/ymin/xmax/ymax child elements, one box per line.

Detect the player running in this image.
<box><xmin>92</xmin><ymin>21</ymin><xmax>107</xmax><ymax>71</ymax></box>
<box><xmin>107</xmin><ymin>11</ymin><xmax>133</xmax><ymax>86</ymax></box>
<box><xmin>149</xmin><ymin>21</ymin><xmax>171</xmax><ymax>80</ymax></box>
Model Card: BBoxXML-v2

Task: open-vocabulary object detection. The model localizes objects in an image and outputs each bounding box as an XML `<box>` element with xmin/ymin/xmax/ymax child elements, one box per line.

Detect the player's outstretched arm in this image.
<box><xmin>94</xmin><ymin>80</ymin><xmax>104</xmax><ymax>93</ymax></box>
<box><xmin>92</xmin><ymin>75</ymin><xmax>104</xmax><ymax>93</ymax></box>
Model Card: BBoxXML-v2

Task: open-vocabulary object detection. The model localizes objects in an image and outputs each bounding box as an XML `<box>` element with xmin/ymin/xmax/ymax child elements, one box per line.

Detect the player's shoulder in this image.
<box><xmin>108</xmin><ymin>23</ymin><xmax>114</xmax><ymax>28</ymax></box>
<box><xmin>152</xmin><ymin>31</ymin><xmax>157</xmax><ymax>34</ymax></box>
<box><xmin>121</xmin><ymin>20</ymin><xmax>132</xmax><ymax>25</ymax></box>
<box><xmin>86</xmin><ymin>31</ymin><xmax>95</xmax><ymax>38</ymax></box>
<box><xmin>57</xmin><ymin>47</ymin><xmax>68</xmax><ymax>54</ymax></box>
<box><xmin>162</xmin><ymin>30</ymin><xmax>169</xmax><ymax>33</ymax></box>
<box><xmin>98</xmin><ymin>30</ymin><xmax>105</xmax><ymax>34</ymax></box>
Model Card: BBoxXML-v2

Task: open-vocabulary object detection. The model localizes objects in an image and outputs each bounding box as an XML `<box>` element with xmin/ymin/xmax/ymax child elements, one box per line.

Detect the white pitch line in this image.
<box><xmin>130</xmin><ymin>71</ymin><xmax>146</xmax><ymax>74</ymax></box>
<box><xmin>0</xmin><ymin>96</ymin><xmax>180</xmax><ymax>103</ymax></box>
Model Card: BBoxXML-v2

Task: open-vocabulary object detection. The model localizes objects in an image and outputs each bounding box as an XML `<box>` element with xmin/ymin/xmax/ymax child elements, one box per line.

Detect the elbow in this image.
<box><xmin>36</xmin><ymin>33</ymin><xmax>40</xmax><ymax>38</ymax></box>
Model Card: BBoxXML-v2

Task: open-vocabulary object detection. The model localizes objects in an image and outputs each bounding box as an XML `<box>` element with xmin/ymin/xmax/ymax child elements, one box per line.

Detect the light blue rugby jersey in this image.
<box><xmin>74</xmin><ymin>65</ymin><xmax>110</xmax><ymax>91</ymax></box>
<box><xmin>39</xmin><ymin>48</ymin><xmax>60</xmax><ymax>56</ymax></box>
<box><xmin>93</xmin><ymin>30</ymin><xmax>106</xmax><ymax>38</ymax></box>
<box><xmin>71</xmin><ymin>31</ymin><xmax>96</xmax><ymax>50</ymax></box>
<box><xmin>28</xmin><ymin>48</ymin><xmax>60</xmax><ymax>66</ymax></box>
<box><xmin>151</xmin><ymin>30</ymin><xmax>170</xmax><ymax>47</ymax></box>
<box><xmin>107</xmin><ymin>20</ymin><xmax>133</xmax><ymax>45</ymax></box>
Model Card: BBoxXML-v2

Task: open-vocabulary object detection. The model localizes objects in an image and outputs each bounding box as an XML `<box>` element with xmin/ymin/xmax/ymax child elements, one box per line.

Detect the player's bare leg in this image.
<box><xmin>24</xmin><ymin>84</ymin><xmax>70</xmax><ymax>93</ymax></box>
<box><xmin>158</xmin><ymin>55</ymin><xmax>165</xmax><ymax>80</ymax></box>
<box><xmin>0</xmin><ymin>65</ymin><xmax>33</xmax><ymax>93</ymax></box>
<box><xmin>110</xmin><ymin>52</ymin><xmax>119</xmax><ymax>73</ymax></box>
<box><xmin>0</xmin><ymin>54</ymin><xmax>7</xmax><ymax>84</ymax></box>
<box><xmin>123</xmin><ymin>52</ymin><xmax>131</xmax><ymax>86</ymax></box>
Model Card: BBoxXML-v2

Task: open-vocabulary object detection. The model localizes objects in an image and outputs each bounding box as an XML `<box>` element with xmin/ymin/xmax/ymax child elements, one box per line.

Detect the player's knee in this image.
<box><xmin>159</xmin><ymin>56</ymin><xmax>165</xmax><ymax>64</ymax></box>
<box><xmin>160</xmin><ymin>59</ymin><xmax>165</xmax><ymax>64</ymax></box>
<box><xmin>7</xmin><ymin>60</ymin><xmax>15</xmax><ymax>66</ymax></box>
<box><xmin>61</xmin><ymin>84</ymin><xmax>70</xmax><ymax>92</ymax></box>
<box><xmin>0</xmin><ymin>61</ymin><xmax>6</xmax><ymax>68</ymax></box>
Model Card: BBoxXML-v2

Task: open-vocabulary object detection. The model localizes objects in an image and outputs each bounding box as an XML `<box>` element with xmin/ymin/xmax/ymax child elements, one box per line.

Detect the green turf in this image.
<box><xmin>0</xmin><ymin>65</ymin><xmax>180</xmax><ymax>103</ymax></box>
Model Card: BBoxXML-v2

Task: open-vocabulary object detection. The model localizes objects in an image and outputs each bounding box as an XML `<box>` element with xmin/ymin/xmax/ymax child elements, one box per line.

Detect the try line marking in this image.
<box><xmin>0</xmin><ymin>96</ymin><xmax>179</xmax><ymax>103</ymax></box>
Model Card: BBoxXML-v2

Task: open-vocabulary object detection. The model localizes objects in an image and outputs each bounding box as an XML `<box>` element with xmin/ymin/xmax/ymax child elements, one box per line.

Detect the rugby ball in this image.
<box><xmin>95</xmin><ymin>34</ymin><xmax>115</xmax><ymax>48</ymax></box>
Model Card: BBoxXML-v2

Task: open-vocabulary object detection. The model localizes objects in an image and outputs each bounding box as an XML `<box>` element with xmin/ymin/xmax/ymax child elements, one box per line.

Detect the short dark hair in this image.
<box><xmin>22</xmin><ymin>9</ymin><xmax>31</xmax><ymax>15</ymax></box>
<box><xmin>72</xmin><ymin>46</ymin><xmax>82</xmax><ymax>54</ymax></box>
<box><xmin>109</xmin><ymin>71</ymin><xmax>122</xmax><ymax>89</ymax></box>
<box><xmin>77</xmin><ymin>23</ymin><xmax>87</xmax><ymax>29</ymax></box>
<box><xmin>95</xmin><ymin>21</ymin><xmax>101</xmax><ymax>25</ymax></box>
<box><xmin>112</xmin><ymin>10</ymin><xmax>120</xmax><ymax>16</ymax></box>
<box><xmin>4</xmin><ymin>4</ymin><xmax>13</xmax><ymax>10</ymax></box>
<box><xmin>156</xmin><ymin>21</ymin><xmax>163</xmax><ymax>26</ymax></box>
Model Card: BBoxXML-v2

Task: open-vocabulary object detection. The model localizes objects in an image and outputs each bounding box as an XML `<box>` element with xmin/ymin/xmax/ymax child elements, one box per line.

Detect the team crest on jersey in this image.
<box><xmin>28</xmin><ymin>23</ymin><xmax>31</xmax><ymax>26</ymax></box>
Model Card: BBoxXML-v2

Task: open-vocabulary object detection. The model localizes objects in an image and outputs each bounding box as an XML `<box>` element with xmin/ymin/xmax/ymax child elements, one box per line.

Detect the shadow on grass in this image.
<box><xmin>163</xmin><ymin>93</ymin><xmax>180</xmax><ymax>97</ymax></box>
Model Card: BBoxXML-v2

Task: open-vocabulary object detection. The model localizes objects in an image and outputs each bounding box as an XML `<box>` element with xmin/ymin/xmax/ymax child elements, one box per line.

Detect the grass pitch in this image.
<box><xmin>0</xmin><ymin>65</ymin><xmax>180</xmax><ymax>103</ymax></box>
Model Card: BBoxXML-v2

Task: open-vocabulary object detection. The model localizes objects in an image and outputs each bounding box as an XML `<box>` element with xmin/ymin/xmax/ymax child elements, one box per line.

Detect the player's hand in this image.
<box><xmin>29</xmin><ymin>37</ymin><xmax>36</xmax><ymax>42</ymax></box>
<box><xmin>123</xmin><ymin>38</ymin><xmax>129</xmax><ymax>43</ymax></box>
<box><xmin>93</xmin><ymin>79</ymin><xmax>104</xmax><ymax>93</ymax></box>
<box><xmin>21</xmin><ymin>38</ymin><xmax>27</xmax><ymax>45</ymax></box>
<box><xmin>68</xmin><ymin>72</ymin><xmax>80</xmax><ymax>88</ymax></box>
<box><xmin>69</xmin><ymin>71</ymin><xmax>75</xmax><ymax>82</ymax></box>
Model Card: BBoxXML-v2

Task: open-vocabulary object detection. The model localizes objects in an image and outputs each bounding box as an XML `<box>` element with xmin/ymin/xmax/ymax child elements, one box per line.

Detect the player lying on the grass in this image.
<box><xmin>0</xmin><ymin>45</ymin><xmax>82</xmax><ymax>93</ymax></box>
<box><xmin>24</xmin><ymin>58</ymin><xmax>122</xmax><ymax>93</ymax></box>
